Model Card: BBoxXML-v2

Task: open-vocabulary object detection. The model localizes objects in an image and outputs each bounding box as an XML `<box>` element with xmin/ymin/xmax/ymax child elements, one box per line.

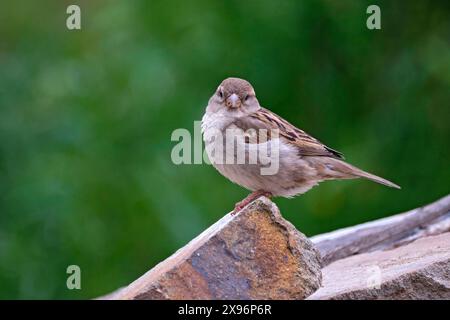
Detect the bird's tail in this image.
<box><xmin>322</xmin><ymin>158</ymin><xmax>401</xmax><ymax>189</ymax></box>
<box><xmin>351</xmin><ymin>166</ymin><xmax>401</xmax><ymax>189</ymax></box>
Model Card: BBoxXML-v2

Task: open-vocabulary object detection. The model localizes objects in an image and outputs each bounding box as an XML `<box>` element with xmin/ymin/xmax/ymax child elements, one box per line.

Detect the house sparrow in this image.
<box><xmin>201</xmin><ymin>77</ymin><xmax>400</xmax><ymax>214</ymax></box>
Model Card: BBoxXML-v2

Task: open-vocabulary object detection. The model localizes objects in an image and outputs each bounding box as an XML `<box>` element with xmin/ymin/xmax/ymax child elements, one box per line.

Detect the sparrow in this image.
<box><xmin>201</xmin><ymin>77</ymin><xmax>400</xmax><ymax>214</ymax></box>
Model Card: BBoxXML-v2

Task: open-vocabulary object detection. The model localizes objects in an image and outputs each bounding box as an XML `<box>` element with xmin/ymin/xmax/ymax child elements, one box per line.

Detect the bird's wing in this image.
<box><xmin>232</xmin><ymin>107</ymin><xmax>344</xmax><ymax>159</ymax></box>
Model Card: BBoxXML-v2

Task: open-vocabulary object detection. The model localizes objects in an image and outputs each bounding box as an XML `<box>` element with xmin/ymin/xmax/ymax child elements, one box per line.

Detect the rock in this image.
<box><xmin>308</xmin><ymin>232</ymin><xmax>450</xmax><ymax>300</ymax></box>
<box><xmin>102</xmin><ymin>197</ymin><xmax>322</xmax><ymax>300</ymax></box>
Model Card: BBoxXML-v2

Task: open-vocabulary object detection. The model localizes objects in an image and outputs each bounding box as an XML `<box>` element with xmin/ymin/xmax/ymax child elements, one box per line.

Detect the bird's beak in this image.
<box><xmin>225</xmin><ymin>93</ymin><xmax>241</xmax><ymax>109</ymax></box>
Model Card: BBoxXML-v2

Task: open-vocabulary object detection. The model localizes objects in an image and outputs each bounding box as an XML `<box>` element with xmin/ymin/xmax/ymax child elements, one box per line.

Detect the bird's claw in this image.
<box><xmin>231</xmin><ymin>190</ymin><xmax>272</xmax><ymax>215</ymax></box>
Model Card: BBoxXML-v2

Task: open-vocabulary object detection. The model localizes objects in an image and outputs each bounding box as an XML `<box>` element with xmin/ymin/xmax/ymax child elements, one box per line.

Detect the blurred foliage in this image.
<box><xmin>0</xmin><ymin>0</ymin><xmax>449</xmax><ymax>299</ymax></box>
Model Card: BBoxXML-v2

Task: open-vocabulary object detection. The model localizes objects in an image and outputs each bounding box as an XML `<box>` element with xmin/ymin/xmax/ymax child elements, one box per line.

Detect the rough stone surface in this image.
<box><xmin>103</xmin><ymin>197</ymin><xmax>322</xmax><ymax>300</ymax></box>
<box><xmin>308</xmin><ymin>232</ymin><xmax>450</xmax><ymax>300</ymax></box>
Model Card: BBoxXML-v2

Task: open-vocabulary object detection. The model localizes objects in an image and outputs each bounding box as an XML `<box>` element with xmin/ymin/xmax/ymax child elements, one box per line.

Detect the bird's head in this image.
<box><xmin>207</xmin><ymin>77</ymin><xmax>260</xmax><ymax>115</ymax></box>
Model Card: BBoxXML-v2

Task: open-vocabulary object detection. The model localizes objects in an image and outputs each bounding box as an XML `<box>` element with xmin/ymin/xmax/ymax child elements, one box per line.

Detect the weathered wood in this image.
<box><xmin>311</xmin><ymin>195</ymin><xmax>450</xmax><ymax>265</ymax></box>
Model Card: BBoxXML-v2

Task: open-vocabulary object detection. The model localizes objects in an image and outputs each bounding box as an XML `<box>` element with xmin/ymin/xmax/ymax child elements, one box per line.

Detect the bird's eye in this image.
<box><xmin>244</xmin><ymin>94</ymin><xmax>250</xmax><ymax>101</ymax></box>
<box><xmin>217</xmin><ymin>89</ymin><xmax>223</xmax><ymax>99</ymax></box>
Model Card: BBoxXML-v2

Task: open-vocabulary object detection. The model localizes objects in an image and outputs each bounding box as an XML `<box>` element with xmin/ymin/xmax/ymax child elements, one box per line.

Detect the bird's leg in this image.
<box><xmin>232</xmin><ymin>190</ymin><xmax>273</xmax><ymax>215</ymax></box>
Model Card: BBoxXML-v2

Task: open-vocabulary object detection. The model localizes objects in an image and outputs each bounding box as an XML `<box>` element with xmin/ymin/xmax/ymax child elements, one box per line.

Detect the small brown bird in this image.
<box><xmin>201</xmin><ymin>77</ymin><xmax>400</xmax><ymax>214</ymax></box>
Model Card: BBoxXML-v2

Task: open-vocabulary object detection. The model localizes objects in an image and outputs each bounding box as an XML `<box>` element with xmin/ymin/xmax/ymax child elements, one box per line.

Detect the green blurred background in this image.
<box><xmin>0</xmin><ymin>0</ymin><xmax>449</xmax><ymax>299</ymax></box>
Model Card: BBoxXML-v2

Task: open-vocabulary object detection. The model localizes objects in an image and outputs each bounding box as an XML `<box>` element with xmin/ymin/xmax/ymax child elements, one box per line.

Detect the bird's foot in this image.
<box><xmin>232</xmin><ymin>190</ymin><xmax>272</xmax><ymax>215</ymax></box>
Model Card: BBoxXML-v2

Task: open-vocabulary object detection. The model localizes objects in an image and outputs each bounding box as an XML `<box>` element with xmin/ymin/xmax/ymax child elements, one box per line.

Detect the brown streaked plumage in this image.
<box><xmin>201</xmin><ymin>77</ymin><xmax>400</xmax><ymax>214</ymax></box>
<box><xmin>248</xmin><ymin>107</ymin><xmax>344</xmax><ymax>159</ymax></box>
